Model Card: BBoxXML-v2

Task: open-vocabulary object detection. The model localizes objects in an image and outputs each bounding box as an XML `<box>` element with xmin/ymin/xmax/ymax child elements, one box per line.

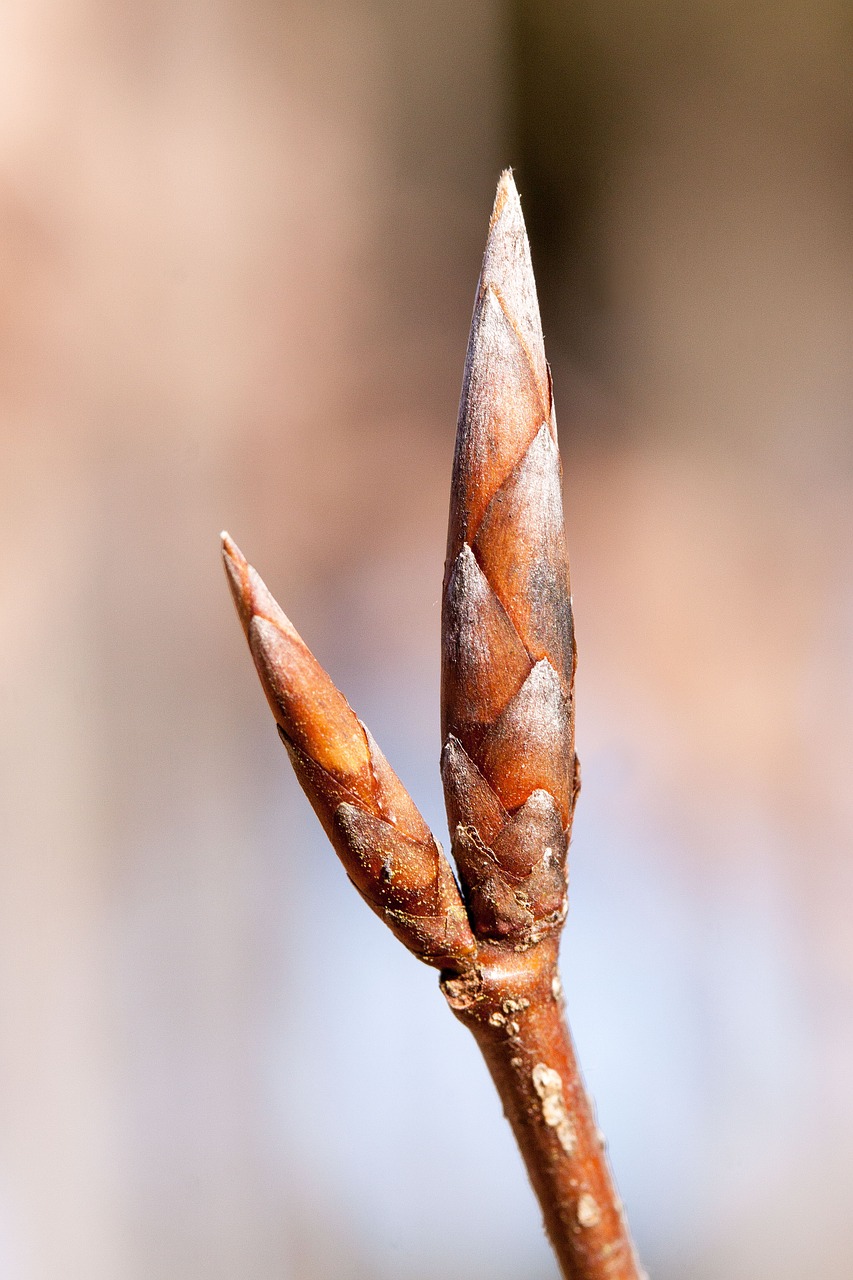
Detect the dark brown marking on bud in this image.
<box><xmin>571</xmin><ymin>752</ymin><xmax>582</xmax><ymax>819</ymax></box>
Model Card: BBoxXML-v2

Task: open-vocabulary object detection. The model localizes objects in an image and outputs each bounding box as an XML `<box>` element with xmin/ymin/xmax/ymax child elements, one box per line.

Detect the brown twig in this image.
<box><xmin>222</xmin><ymin>171</ymin><xmax>643</xmax><ymax>1280</ymax></box>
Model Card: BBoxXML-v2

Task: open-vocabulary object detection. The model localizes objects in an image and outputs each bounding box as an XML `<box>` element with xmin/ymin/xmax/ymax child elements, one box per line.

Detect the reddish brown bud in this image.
<box><xmin>441</xmin><ymin>171</ymin><xmax>576</xmax><ymax>944</ymax></box>
<box><xmin>223</xmin><ymin>533</ymin><xmax>476</xmax><ymax>970</ymax></box>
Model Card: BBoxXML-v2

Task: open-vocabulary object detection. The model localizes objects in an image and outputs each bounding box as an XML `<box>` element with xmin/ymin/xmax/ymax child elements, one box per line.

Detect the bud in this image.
<box><xmin>441</xmin><ymin>171</ymin><xmax>578</xmax><ymax>945</ymax></box>
<box><xmin>223</xmin><ymin>533</ymin><xmax>476</xmax><ymax>970</ymax></box>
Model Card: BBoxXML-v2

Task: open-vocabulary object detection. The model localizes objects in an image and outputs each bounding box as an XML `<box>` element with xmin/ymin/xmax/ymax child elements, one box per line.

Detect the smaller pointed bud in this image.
<box><xmin>223</xmin><ymin>532</ymin><xmax>372</xmax><ymax>797</ymax></box>
<box><xmin>223</xmin><ymin>534</ymin><xmax>477</xmax><ymax>971</ymax></box>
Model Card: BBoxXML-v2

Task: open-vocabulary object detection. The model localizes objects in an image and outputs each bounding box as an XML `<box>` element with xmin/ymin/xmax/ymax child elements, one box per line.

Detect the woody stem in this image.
<box><xmin>442</xmin><ymin>939</ymin><xmax>641</xmax><ymax>1280</ymax></box>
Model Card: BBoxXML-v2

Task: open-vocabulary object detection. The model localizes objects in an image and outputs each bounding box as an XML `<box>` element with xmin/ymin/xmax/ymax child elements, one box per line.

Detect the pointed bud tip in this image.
<box><xmin>486</xmin><ymin>169</ymin><xmax>527</xmax><ymax>255</ymax></box>
<box><xmin>490</xmin><ymin>169</ymin><xmax>519</xmax><ymax>228</ymax></box>
<box><xmin>475</xmin><ymin>169</ymin><xmax>547</xmax><ymax>401</ymax></box>
<box><xmin>223</xmin><ymin>529</ymin><xmax>251</xmax><ymax>568</ymax></box>
<box><xmin>221</xmin><ymin>531</ymin><xmax>252</xmax><ymax>630</ymax></box>
<box><xmin>221</xmin><ymin>530</ymin><xmax>241</xmax><ymax>566</ymax></box>
<box><xmin>221</xmin><ymin>532</ymin><xmax>298</xmax><ymax>641</ymax></box>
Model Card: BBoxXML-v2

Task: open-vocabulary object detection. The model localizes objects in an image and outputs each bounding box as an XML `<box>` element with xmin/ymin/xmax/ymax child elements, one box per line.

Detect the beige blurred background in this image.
<box><xmin>1</xmin><ymin>2</ymin><xmax>852</xmax><ymax>1277</ymax></box>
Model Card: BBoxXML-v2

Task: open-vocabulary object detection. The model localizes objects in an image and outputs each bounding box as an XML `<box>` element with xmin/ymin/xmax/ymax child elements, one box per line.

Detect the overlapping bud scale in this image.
<box><xmin>441</xmin><ymin>171</ymin><xmax>578</xmax><ymax>945</ymax></box>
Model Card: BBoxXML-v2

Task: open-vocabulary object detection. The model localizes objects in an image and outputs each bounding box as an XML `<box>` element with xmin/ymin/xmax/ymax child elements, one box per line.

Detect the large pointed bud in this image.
<box><xmin>441</xmin><ymin>171</ymin><xmax>578</xmax><ymax>946</ymax></box>
<box><xmin>223</xmin><ymin>533</ymin><xmax>476</xmax><ymax>971</ymax></box>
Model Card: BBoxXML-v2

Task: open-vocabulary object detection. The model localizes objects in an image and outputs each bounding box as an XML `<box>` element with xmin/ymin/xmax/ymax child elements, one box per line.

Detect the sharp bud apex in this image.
<box><xmin>441</xmin><ymin>170</ymin><xmax>576</xmax><ymax>942</ymax></box>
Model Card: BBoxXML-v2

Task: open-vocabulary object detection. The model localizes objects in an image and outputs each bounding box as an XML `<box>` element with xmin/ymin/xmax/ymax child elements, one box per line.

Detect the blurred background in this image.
<box><xmin>1</xmin><ymin>2</ymin><xmax>852</xmax><ymax>1277</ymax></box>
